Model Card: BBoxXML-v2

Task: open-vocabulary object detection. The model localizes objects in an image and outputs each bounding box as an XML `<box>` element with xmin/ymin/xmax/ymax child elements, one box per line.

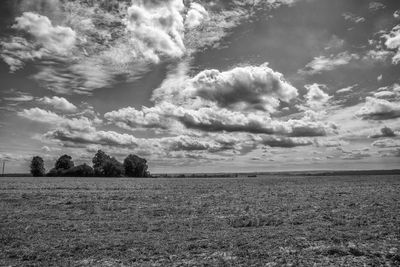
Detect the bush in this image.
<box><xmin>30</xmin><ymin>156</ymin><xmax>45</xmax><ymax>177</ymax></box>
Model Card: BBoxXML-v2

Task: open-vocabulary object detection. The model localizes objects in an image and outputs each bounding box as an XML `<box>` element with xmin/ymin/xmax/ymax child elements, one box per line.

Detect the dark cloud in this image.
<box><xmin>259</xmin><ymin>136</ymin><xmax>313</xmax><ymax>148</ymax></box>
<box><xmin>369</xmin><ymin>126</ymin><xmax>397</xmax><ymax>138</ymax></box>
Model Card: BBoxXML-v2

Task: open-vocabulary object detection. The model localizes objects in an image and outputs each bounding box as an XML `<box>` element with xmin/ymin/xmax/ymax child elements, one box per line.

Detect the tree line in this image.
<box><xmin>30</xmin><ymin>150</ymin><xmax>150</xmax><ymax>177</ymax></box>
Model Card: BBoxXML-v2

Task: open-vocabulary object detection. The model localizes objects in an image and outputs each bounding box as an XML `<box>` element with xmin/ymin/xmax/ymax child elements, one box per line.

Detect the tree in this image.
<box><xmin>92</xmin><ymin>150</ymin><xmax>111</xmax><ymax>176</ymax></box>
<box><xmin>64</xmin><ymin>164</ymin><xmax>94</xmax><ymax>177</ymax></box>
<box><xmin>102</xmin><ymin>157</ymin><xmax>124</xmax><ymax>177</ymax></box>
<box><xmin>30</xmin><ymin>156</ymin><xmax>45</xmax><ymax>177</ymax></box>
<box><xmin>55</xmin><ymin>154</ymin><xmax>74</xmax><ymax>170</ymax></box>
<box><xmin>123</xmin><ymin>154</ymin><xmax>149</xmax><ymax>177</ymax></box>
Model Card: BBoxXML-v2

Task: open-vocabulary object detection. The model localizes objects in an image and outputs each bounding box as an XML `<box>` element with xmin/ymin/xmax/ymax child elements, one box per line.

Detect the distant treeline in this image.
<box><xmin>30</xmin><ymin>150</ymin><xmax>150</xmax><ymax>177</ymax></box>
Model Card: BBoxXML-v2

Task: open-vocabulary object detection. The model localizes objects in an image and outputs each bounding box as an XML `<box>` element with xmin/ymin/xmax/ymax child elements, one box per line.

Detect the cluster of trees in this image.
<box><xmin>30</xmin><ymin>150</ymin><xmax>149</xmax><ymax>178</ymax></box>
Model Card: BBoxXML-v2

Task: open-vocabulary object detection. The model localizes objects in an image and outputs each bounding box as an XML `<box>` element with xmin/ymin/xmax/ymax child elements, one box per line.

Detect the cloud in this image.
<box><xmin>1</xmin><ymin>0</ymin><xmax>304</xmax><ymax>94</ymax></box>
<box><xmin>304</xmin><ymin>83</ymin><xmax>331</xmax><ymax>110</ymax></box>
<box><xmin>379</xmin><ymin>148</ymin><xmax>400</xmax><ymax>157</ymax></box>
<box><xmin>341</xmin><ymin>150</ymin><xmax>371</xmax><ymax>160</ymax></box>
<box><xmin>13</xmin><ymin>12</ymin><xmax>76</xmax><ymax>55</ymax></box>
<box><xmin>39</xmin><ymin>96</ymin><xmax>77</xmax><ymax>112</ymax></box>
<box><xmin>357</xmin><ymin>97</ymin><xmax>400</xmax><ymax>120</ymax></box>
<box><xmin>368</xmin><ymin>2</ymin><xmax>386</xmax><ymax>12</ymax></box>
<box><xmin>3</xmin><ymin>91</ymin><xmax>34</xmax><ymax>102</ymax></box>
<box><xmin>185</xmin><ymin>3</ymin><xmax>209</xmax><ymax>29</ymax></box>
<box><xmin>336</xmin><ymin>84</ymin><xmax>356</xmax><ymax>94</ymax></box>
<box><xmin>18</xmin><ymin>107</ymin><xmax>95</xmax><ymax>131</ymax></box>
<box><xmin>0</xmin><ymin>37</ymin><xmax>45</xmax><ymax>72</ymax></box>
<box><xmin>372</xmin><ymin>138</ymin><xmax>400</xmax><ymax>148</ymax></box>
<box><xmin>369</xmin><ymin>126</ymin><xmax>397</xmax><ymax>138</ymax></box>
<box><xmin>258</xmin><ymin>136</ymin><xmax>313</xmax><ymax>148</ymax></box>
<box><xmin>300</xmin><ymin>52</ymin><xmax>359</xmax><ymax>75</ymax></box>
<box><xmin>342</xmin><ymin>12</ymin><xmax>365</xmax><ymax>24</ymax></box>
<box><xmin>190</xmin><ymin>64</ymin><xmax>298</xmax><ymax>112</ymax></box>
<box><xmin>395</xmin><ymin>10</ymin><xmax>400</xmax><ymax>19</ymax></box>
<box><xmin>104</xmin><ymin>106</ymin><xmax>169</xmax><ymax>131</ymax></box>
<box><xmin>384</xmin><ymin>25</ymin><xmax>400</xmax><ymax>64</ymax></box>
<box><xmin>105</xmin><ymin>63</ymin><xmax>336</xmax><ymax>137</ymax></box>
<box><xmin>45</xmin><ymin>128</ymin><xmax>140</xmax><ymax>147</ymax></box>
<box><xmin>363</xmin><ymin>49</ymin><xmax>392</xmax><ymax>63</ymax></box>
<box><xmin>324</xmin><ymin>35</ymin><xmax>344</xmax><ymax>51</ymax></box>
<box><xmin>124</xmin><ymin>0</ymin><xmax>185</xmax><ymax>63</ymax></box>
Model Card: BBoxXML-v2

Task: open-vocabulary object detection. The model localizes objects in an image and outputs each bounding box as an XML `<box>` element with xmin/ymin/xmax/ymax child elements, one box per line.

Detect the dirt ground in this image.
<box><xmin>1</xmin><ymin>175</ymin><xmax>399</xmax><ymax>266</ymax></box>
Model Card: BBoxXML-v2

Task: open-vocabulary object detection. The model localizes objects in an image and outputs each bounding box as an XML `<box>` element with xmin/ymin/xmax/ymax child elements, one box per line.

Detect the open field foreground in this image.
<box><xmin>1</xmin><ymin>175</ymin><xmax>400</xmax><ymax>266</ymax></box>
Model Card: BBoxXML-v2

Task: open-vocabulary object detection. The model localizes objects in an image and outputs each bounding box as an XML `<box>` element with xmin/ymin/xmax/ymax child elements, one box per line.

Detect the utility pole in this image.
<box><xmin>2</xmin><ymin>160</ymin><xmax>5</xmax><ymax>177</ymax></box>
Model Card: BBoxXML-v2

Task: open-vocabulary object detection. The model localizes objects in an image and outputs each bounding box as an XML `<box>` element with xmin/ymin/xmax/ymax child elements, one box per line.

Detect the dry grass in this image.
<box><xmin>0</xmin><ymin>175</ymin><xmax>399</xmax><ymax>266</ymax></box>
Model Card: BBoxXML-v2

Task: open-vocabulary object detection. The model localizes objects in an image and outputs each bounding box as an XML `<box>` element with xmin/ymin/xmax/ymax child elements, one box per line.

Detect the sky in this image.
<box><xmin>0</xmin><ymin>0</ymin><xmax>400</xmax><ymax>174</ymax></box>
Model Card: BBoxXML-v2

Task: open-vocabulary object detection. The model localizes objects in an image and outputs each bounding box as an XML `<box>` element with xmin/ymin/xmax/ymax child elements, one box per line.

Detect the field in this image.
<box><xmin>0</xmin><ymin>175</ymin><xmax>399</xmax><ymax>266</ymax></box>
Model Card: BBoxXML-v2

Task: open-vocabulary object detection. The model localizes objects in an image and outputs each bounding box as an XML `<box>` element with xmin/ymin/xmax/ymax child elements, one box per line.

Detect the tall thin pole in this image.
<box><xmin>2</xmin><ymin>161</ymin><xmax>5</xmax><ymax>177</ymax></box>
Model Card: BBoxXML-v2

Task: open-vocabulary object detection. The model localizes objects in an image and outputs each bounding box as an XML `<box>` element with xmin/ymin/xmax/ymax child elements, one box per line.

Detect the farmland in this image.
<box><xmin>0</xmin><ymin>175</ymin><xmax>399</xmax><ymax>266</ymax></box>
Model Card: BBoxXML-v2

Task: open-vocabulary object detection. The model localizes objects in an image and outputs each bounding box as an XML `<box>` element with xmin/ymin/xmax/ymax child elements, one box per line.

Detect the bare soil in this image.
<box><xmin>0</xmin><ymin>175</ymin><xmax>399</xmax><ymax>266</ymax></box>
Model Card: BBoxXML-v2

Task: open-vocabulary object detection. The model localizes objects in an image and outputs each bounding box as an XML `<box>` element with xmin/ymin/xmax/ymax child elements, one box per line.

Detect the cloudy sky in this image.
<box><xmin>1</xmin><ymin>0</ymin><xmax>400</xmax><ymax>173</ymax></box>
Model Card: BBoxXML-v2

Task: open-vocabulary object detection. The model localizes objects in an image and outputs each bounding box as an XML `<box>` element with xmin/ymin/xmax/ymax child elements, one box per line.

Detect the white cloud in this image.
<box><xmin>384</xmin><ymin>25</ymin><xmax>400</xmax><ymax>64</ymax></box>
<box><xmin>18</xmin><ymin>107</ymin><xmax>94</xmax><ymax>131</ymax></box>
<box><xmin>304</xmin><ymin>83</ymin><xmax>331</xmax><ymax>110</ymax></box>
<box><xmin>190</xmin><ymin>63</ymin><xmax>298</xmax><ymax>112</ymax></box>
<box><xmin>395</xmin><ymin>10</ymin><xmax>400</xmax><ymax>19</ymax></box>
<box><xmin>3</xmin><ymin>91</ymin><xmax>34</xmax><ymax>102</ymax></box>
<box><xmin>124</xmin><ymin>0</ymin><xmax>185</xmax><ymax>63</ymax></box>
<box><xmin>357</xmin><ymin>97</ymin><xmax>400</xmax><ymax>120</ymax></box>
<box><xmin>13</xmin><ymin>12</ymin><xmax>76</xmax><ymax>55</ymax></box>
<box><xmin>106</xmin><ymin>63</ymin><xmax>336</xmax><ymax>138</ymax></box>
<box><xmin>336</xmin><ymin>84</ymin><xmax>356</xmax><ymax>94</ymax></box>
<box><xmin>185</xmin><ymin>3</ymin><xmax>209</xmax><ymax>29</ymax></box>
<box><xmin>39</xmin><ymin>96</ymin><xmax>77</xmax><ymax>112</ymax></box>
<box><xmin>300</xmin><ymin>52</ymin><xmax>359</xmax><ymax>75</ymax></box>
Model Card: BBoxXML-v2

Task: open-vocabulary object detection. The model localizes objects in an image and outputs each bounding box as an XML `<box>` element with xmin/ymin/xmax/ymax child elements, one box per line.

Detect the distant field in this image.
<box><xmin>1</xmin><ymin>175</ymin><xmax>399</xmax><ymax>266</ymax></box>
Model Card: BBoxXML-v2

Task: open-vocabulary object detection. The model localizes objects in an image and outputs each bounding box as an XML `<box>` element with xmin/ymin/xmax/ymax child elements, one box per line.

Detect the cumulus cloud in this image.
<box><xmin>304</xmin><ymin>84</ymin><xmax>331</xmax><ymax>110</ymax></box>
<box><xmin>1</xmin><ymin>0</ymin><xmax>303</xmax><ymax>94</ymax></box>
<box><xmin>13</xmin><ymin>12</ymin><xmax>76</xmax><ymax>54</ymax></box>
<box><xmin>185</xmin><ymin>3</ymin><xmax>209</xmax><ymax>29</ymax></box>
<box><xmin>39</xmin><ymin>96</ymin><xmax>77</xmax><ymax>112</ymax></box>
<box><xmin>105</xmin><ymin>63</ymin><xmax>336</xmax><ymax>137</ymax></box>
<box><xmin>357</xmin><ymin>97</ymin><xmax>400</xmax><ymax>120</ymax></box>
<box><xmin>18</xmin><ymin>107</ymin><xmax>94</xmax><ymax>131</ymax></box>
<box><xmin>125</xmin><ymin>0</ymin><xmax>185</xmax><ymax>63</ymax></box>
<box><xmin>300</xmin><ymin>52</ymin><xmax>359</xmax><ymax>75</ymax></box>
<box><xmin>191</xmin><ymin>64</ymin><xmax>298</xmax><ymax>112</ymax></box>
<box><xmin>384</xmin><ymin>25</ymin><xmax>400</xmax><ymax>64</ymax></box>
